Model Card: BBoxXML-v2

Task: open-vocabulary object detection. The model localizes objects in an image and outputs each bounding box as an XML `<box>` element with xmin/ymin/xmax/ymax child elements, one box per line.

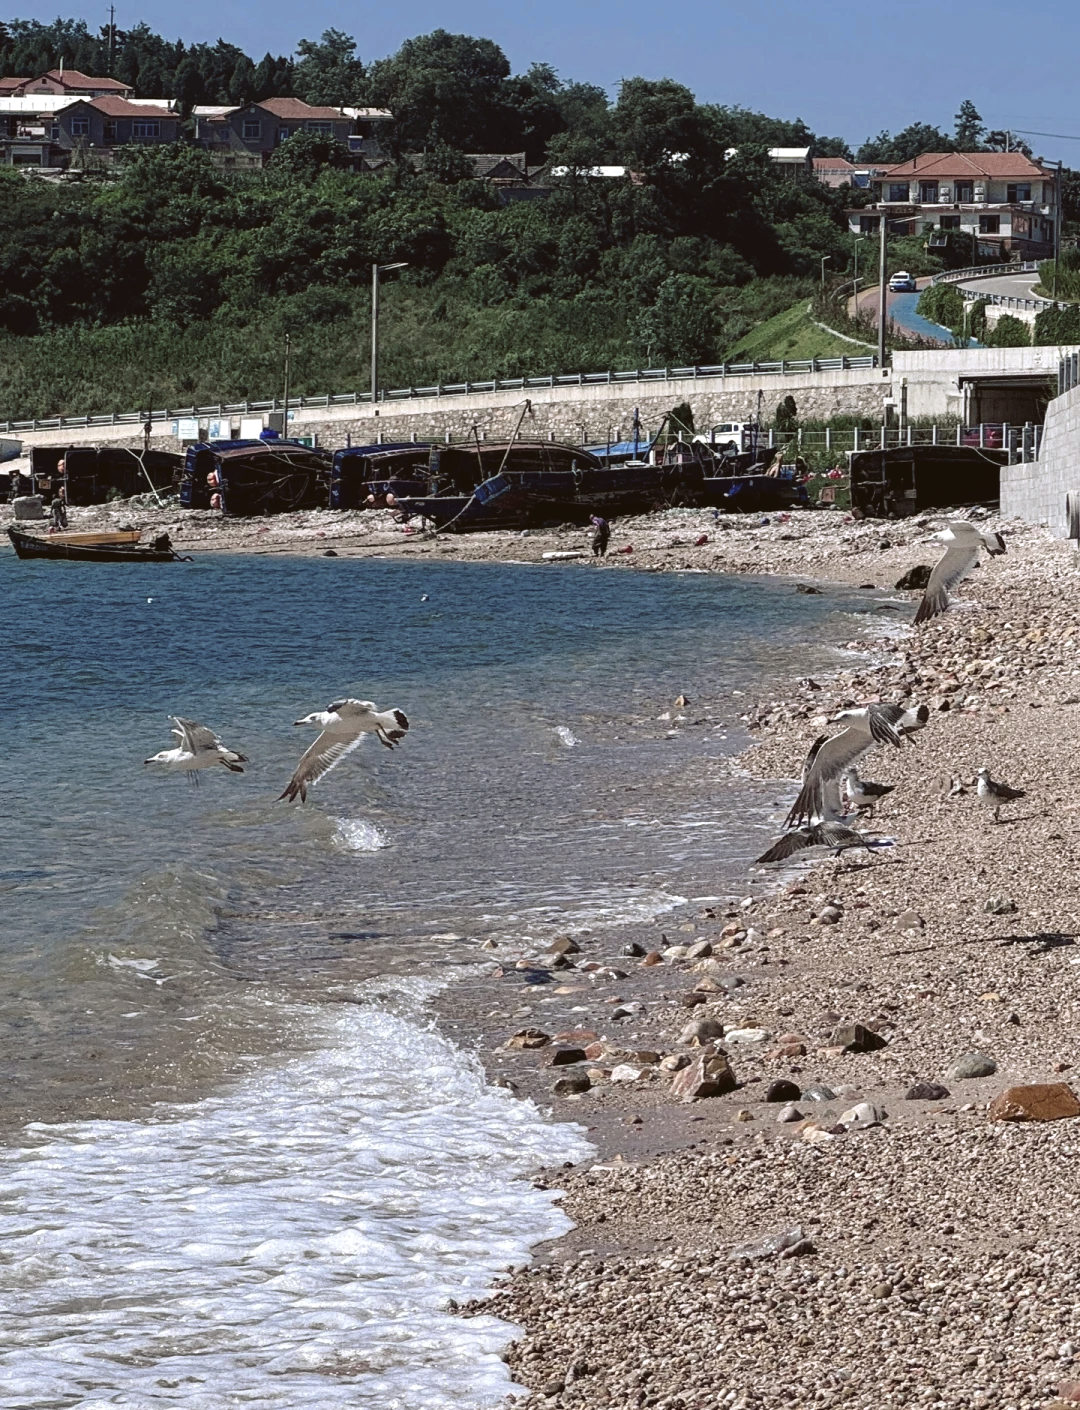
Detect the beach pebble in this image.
<box><xmin>670</xmin><ymin>1053</ymin><xmax>737</xmax><ymax>1102</ymax></box>
<box><xmin>947</xmin><ymin>1051</ymin><xmax>998</xmax><ymax>1080</ymax></box>
<box><xmin>765</xmin><ymin>1079</ymin><xmax>801</xmax><ymax>1103</ymax></box>
<box><xmin>777</xmin><ymin>1103</ymin><xmax>804</xmax><ymax>1123</ymax></box>
<box><xmin>839</xmin><ymin>1101</ymin><xmax>887</xmax><ymax>1130</ymax></box>
<box><xmin>829</xmin><ymin>1022</ymin><xmax>887</xmax><ymax>1053</ymax></box>
<box><xmin>724</xmin><ymin>1028</ymin><xmax>771</xmax><ymax>1045</ymax></box>
<box><xmin>801</xmin><ymin>1084</ymin><xmax>837</xmax><ymax>1102</ymax></box>
<box><xmin>547</xmin><ymin>1047</ymin><xmax>588</xmax><ymax>1066</ymax></box>
<box><xmin>609</xmin><ymin>1064</ymin><xmax>644</xmax><ymax>1084</ymax></box>
<box><xmin>505</xmin><ymin>1028</ymin><xmax>551</xmax><ymax>1050</ymax></box>
<box><xmin>988</xmin><ymin>1083</ymin><xmax>1080</xmax><ymax>1122</ymax></box>
<box><xmin>553</xmin><ymin>1074</ymin><xmax>591</xmax><ymax>1096</ymax></box>
<box><xmin>679</xmin><ymin>1017</ymin><xmax>725</xmax><ymax>1045</ymax></box>
<box><xmin>905</xmin><ymin>1081</ymin><xmax>951</xmax><ymax>1101</ymax></box>
<box><xmin>680</xmin><ymin>991</ymin><xmax>708</xmax><ymax>1008</ymax></box>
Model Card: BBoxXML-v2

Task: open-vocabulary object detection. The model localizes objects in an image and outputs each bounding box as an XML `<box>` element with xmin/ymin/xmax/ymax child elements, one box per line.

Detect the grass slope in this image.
<box><xmin>726</xmin><ymin>300</ymin><xmax>868</xmax><ymax>363</ymax></box>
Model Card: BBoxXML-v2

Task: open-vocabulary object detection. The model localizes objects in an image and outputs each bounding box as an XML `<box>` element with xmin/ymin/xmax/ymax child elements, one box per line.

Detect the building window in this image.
<box><xmin>918</xmin><ymin>181</ymin><xmax>939</xmax><ymax>203</ymax></box>
<box><xmin>70</xmin><ymin>117</ymin><xmax>90</xmax><ymax>136</ymax></box>
<box><xmin>132</xmin><ymin>121</ymin><xmax>160</xmax><ymax>138</ymax></box>
<box><xmin>1006</xmin><ymin>183</ymin><xmax>1031</xmax><ymax>203</ymax></box>
<box><xmin>307</xmin><ymin>121</ymin><xmax>333</xmax><ymax>134</ymax></box>
<box><xmin>278</xmin><ymin>126</ymin><xmax>289</xmax><ymax>142</ymax></box>
<box><xmin>979</xmin><ymin>214</ymin><xmax>1000</xmax><ymax>234</ymax></box>
<box><xmin>51</xmin><ymin>124</ymin><xmax>60</xmax><ymax>140</ymax></box>
<box><xmin>104</xmin><ymin>120</ymin><xmax>117</xmax><ymax>141</ymax></box>
<box><xmin>955</xmin><ymin>181</ymin><xmax>974</xmax><ymax>202</ymax></box>
<box><xmin>939</xmin><ymin>214</ymin><xmax>961</xmax><ymax>229</ymax></box>
<box><xmin>859</xmin><ymin>215</ymin><xmax>881</xmax><ymax>233</ymax></box>
<box><xmin>242</xmin><ymin>119</ymin><xmax>261</xmax><ymax>140</ymax></box>
<box><xmin>887</xmin><ymin>182</ymin><xmax>910</xmax><ymax>202</ymax></box>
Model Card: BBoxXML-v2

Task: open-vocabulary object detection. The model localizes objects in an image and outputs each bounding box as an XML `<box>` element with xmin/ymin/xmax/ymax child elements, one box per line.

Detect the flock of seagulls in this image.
<box><xmin>144</xmin><ymin>699</ymin><xmax>410</xmax><ymax>802</ymax></box>
<box><xmin>756</xmin><ymin>516</ymin><xmax>1024</xmax><ymax>862</ymax></box>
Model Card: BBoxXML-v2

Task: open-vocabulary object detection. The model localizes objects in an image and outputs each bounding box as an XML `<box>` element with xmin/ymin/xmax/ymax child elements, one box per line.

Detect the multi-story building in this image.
<box><xmin>846</xmin><ymin>152</ymin><xmax>1058</xmax><ymax>259</ymax></box>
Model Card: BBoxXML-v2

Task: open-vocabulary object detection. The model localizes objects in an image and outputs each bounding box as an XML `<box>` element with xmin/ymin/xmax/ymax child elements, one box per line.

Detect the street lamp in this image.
<box><xmin>371</xmin><ymin>261</ymin><xmax>409</xmax><ymax>403</ymax></box>
<box><xmin>852</xmin><ymin>235</ymin><xmax>868</xmax><ymax>296</ymax></box>
<box><xmin>821</xmin><ymin>254</ymin><xmax>832</xmax><ymax>289</ymax></box>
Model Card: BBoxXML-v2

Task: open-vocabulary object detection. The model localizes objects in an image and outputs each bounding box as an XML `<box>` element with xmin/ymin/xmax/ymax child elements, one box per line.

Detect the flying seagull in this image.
<box><xmin>914</xmin><ymin>521</ymin><xmax>1006</xmax><ymax>626</ymax></box>
<box><xmin>976</xmin><ymin>766</ymin><xmax>1025</xmax><ymax>823</ymax></box>
<box><xmin>844</xmin><ymin>767</ymin><xmax>896</xmax><ymax>819</ymax></box>
<box><xmin>784</xmin><ymin>703</ymin><xmax>928</xmax><ymax>831</ymax></box>
<box><xmin>756</xmin><ymin>817</ymin><xmax>875</xmax><ymax>864</ymax></box>
<box><xmin>279</xmin><ymin>698</ymin><xmax>409</xmax><ymax>803</ymax></box>
<box><xmin>145</xmin><ymin>717</ymin><xmax>248</xmax><ymax>784</ymax></box>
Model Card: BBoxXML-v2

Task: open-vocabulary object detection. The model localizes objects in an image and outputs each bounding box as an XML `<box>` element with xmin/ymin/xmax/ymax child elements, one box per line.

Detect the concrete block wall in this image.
<box><xmin>1000</xmin><ymin>383</ymin><xmax>1080</xmax><ymax>534</ymax></box>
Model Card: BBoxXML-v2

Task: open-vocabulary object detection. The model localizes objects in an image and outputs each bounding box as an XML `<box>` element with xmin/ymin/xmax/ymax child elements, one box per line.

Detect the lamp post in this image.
<box><xmin>371</xmin><ymin>261</ymin><xmax>409</xmax><ymax>403</ymax></box>
<box><xmin>282</xmin><ymin>333</ymin><xmax>291</xmax><ymax>433</ymax></box>
<box><xmin>820</xmin><ymin>254</ymin><xmax>831</xmax><ymax>289</ymax></box>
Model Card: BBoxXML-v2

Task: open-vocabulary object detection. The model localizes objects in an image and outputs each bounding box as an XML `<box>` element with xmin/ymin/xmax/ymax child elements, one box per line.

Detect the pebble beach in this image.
<box><xmin>6</xmin><ymin>498</ymin><xmax>1080</xmax><ymax>1410</ymax></box>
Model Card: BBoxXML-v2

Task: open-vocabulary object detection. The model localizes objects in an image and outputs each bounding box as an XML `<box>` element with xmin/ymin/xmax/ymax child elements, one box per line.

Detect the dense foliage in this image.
<box><xmin>0</xmin><ymin>18</ymin><xmax>1074</xmax><ymax>420</ymax></box>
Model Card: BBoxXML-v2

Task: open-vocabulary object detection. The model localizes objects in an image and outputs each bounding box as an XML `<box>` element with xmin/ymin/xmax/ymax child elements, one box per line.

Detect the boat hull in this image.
<box><xmin>6</xmin><ymin>526</ymin><xmax>184</xmax><ymax>562</ymax></box>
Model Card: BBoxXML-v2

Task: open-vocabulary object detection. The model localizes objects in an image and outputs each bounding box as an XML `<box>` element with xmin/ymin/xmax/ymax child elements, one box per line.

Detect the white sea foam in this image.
<box><xmin>553</xmin><ymin>726</ymin><xmax>579</xmax><ymax>747</ymax></box>
<box><xmin>333</xmin><ymin>817</ymin><xmax>391</xmax><ymax>852</ymax></box>
<box><xmin>0</xmin><ymin>999</ymin><xmax>590</xmax><ymax>1408</ymax></box>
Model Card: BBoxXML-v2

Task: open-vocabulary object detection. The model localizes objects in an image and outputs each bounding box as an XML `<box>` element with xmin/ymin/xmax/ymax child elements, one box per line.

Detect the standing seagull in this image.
<box><xmin>844</xmin><ymin>767</ymin><xmax>896</xmax><ymax>819</ymax></box>
<box><xmin>145</xmin><ymin>717</ymin><xmax>248</xmax><ymax>784</ymax></box>
<box><xmin>784</xmin><ymin>703</ymin><xmax>928</xmax><ymax>830</ymax></box>
<box><xmin>914</xmin><ymin>521</ymin><xmax>1006</xmax><ymax>625</ymax></box>
<box><xmin>280</xmin><ymin>698</ymin><xmax>409</xmax><ymax>803</ymax></box>
<box><xmin>976</xmin><ymin>766</ymin><xmax>1025</xmax><ymax>823</ymax></box>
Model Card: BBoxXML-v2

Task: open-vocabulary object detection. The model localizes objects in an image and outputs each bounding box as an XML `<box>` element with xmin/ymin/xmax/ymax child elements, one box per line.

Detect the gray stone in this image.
<box><xmin>984</xmin><ymin>896</ymin><xmax>1018</xmax><ymax>915</ymax></box>
<box><xmin>829</xmin><ymin>1023</ymin><xmax>887</xmax><ymax>1053</ymax></box>
<box><xmin>678</xmin><ymin>1017</ymin><xmax>725</xmax><ymax>1046</ymax></box>
<box><xmin>801</xmin><ymin>1084</ymin><xmax>837</xmax><ymax>1102</ymax></box>
<box><xmin>777</xmin><ymin>1104</ymin><xmax>804</xmax><ymax>1123</ymax></box>
<box><xmin>838</xmin><ymin>1101</ymin><xmax>887</xmax><ymax>1130</ymax></box>
<box><xmin>553</xmin><ymin>1073</ymin><xmax>591</xmax><ymax>1096</ymax></box>
<box><xmin>947</xmin><ymin>1050</ymin><xmax>998</xmax><ymax>1080</ymax></box>
<box><xmin>905</xmin><ymin>1081</ymin><xmax>950</xmax><ymax>1101</ymax></box>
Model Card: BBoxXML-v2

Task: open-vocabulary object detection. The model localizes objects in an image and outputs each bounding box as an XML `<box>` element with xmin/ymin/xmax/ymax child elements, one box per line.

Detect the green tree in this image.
<box><xmin>632</xmin><ymin>274</ymin><xmax>719</xmax><ymax>365</ymax></box>
<box><xmin>985</xmin><ymin>313</ymin><xmax>1030</xmax><ymax>346</ymax></box>
<box><xmin>294</xmin><ymin>29</ymin><xmax>365</xmax><ymax>107</ymax></box>
<box><xmin>856</xmin><ymin>122</ymin><xmax>951</xmax><ymax>163</ymax></box>
<box><xmin>775</xmin><ymin>395</ymin><xmax>798</xmax><ymax>431</ymax></box>
<box><xmin>953</xmin><ymin>99</ymin><xmax>985</xmax><ymax>150</ymax></box>
<box><xmin>268</xmin><ymin>129</ymin><xmax>354</xmax><ymax>179</ymax></box>
<box><xmin>1034</xmin><ymin>304</ymin><xmax>1080</xmax><ymax>344</ymax></box>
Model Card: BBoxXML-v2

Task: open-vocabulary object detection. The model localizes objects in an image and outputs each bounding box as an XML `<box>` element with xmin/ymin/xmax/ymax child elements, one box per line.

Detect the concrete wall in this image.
<box><xmin>1001</xmin><ymin>382</ymin><xmax>1080</xmax><ymax>534</ymax></box>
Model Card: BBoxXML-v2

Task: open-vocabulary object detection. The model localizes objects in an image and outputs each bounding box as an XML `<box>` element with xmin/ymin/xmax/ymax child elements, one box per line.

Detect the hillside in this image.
<box><xmin>726</xmin><ymin>300</ymin><xmax>873</xmax><ymax>363</ymax></box>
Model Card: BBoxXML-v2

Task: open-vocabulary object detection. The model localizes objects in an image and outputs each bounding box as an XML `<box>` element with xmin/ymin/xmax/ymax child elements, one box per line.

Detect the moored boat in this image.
<box><xmin>6</xmin><ymin>525</ymin><xmax>189</xmax><ymax>562</ymax></box>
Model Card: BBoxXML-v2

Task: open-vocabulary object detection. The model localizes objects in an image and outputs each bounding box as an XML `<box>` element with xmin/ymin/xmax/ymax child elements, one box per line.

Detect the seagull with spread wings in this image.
<box><xmin>914</xmin><ymin>521</ymin><xmax>1006</xmax><ymax>626</ymax></box>
<box><xmin>279</xmin><ymin>698</ymin><xmax>410</xmax><ymax>803</ymax></box>
<box><xmin>145</xmin><ymin>717</ymin><xmax>248</xmax><ymax>784</ymax></box>
<box><xmin>784</xmin><ymin>703</ymin><xmax>928</xmax><ymax>831</ymax></box>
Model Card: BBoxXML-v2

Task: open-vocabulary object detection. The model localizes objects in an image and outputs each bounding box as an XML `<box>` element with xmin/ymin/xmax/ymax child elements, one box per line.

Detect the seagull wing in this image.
<box><xmin>914</xmin><ymin>540</ymin><xmax>980</xmax><ymax>625</ymax></box>
<box><xmin>756</xmin><ymin>829</ymin><xmax>816</xmax><ymax>863</ymax></box>
<box><xmin>171</xmin><ymin>717</ymin><xmax>223</xmax><ymax>755</ymax></box>
<box><xmin>784</xmin><ymin>723</ymin><xmax>880</xmax><ymax>829</ymax></box>
<box><xmin>279</xmin><ymin>718</ymin><xmax>365</xmax><ymax>803</ymax></box>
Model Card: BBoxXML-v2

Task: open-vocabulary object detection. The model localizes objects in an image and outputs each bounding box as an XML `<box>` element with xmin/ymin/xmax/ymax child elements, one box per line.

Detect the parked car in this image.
<box><xmin>888</xmin><ymin>271</ymin><xmax>917</xmax><ymax>292</ymax></box>
<box><xmin>961</xmin><ymin>424</ymin><xmax>1005</xmax><ymax>449</ymax></box>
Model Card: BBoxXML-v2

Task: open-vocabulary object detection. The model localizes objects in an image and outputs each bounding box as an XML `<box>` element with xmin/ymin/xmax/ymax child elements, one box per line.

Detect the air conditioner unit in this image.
<box><xmin>973</xmin><ymin>184</ymin><xmax>986</xmax><ymax>202</ymax></box>
<box><xmin>939</xmin><ymin>185</ymin><xmax>952</xmax><ymax>201</ymax></box>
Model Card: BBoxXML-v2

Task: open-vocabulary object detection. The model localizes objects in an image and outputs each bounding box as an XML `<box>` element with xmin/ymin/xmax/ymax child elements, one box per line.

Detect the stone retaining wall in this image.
<box><xmin>1001</xmin><ymin>383</ymin><xmax>1080</xmax><ymax>534</ymax></box>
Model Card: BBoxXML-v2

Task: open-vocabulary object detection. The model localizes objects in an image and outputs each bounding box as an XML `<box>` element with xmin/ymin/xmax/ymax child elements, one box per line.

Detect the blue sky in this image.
<box><xmin>16</xmin><ymin>0</ymin><xmax>1080</xmax><ymax>159</ymax></box>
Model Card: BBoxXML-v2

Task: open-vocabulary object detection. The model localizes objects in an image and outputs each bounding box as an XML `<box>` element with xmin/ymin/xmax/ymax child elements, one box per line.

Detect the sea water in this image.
<box><xmin>0</xmin><ymin>550</ymin><xmax>882</xmax><ymax>1406</ymax></box>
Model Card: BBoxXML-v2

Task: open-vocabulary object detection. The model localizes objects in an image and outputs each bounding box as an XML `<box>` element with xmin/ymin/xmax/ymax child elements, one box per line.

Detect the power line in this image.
<box><xmin>1010</xmin><ymin>127</ymin><xmax>1080</xmax><ymax>145</ymax></box>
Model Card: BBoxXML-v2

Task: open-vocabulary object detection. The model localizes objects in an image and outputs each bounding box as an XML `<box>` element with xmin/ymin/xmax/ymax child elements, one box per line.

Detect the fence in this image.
<box><xmin>931</xmin><ymin>260</ymin><xmax>1058</xmax><ymax>313</ymax></box>
<box><xmin>763</xmin><ymin>422</ymin><xmax>1041</xmax><ymax>463</ymax></box>
<box><xmin>1061</xmin><ymin>353</ymin><xmax>1080</xmax><ymax>396</ymax></box>
<box><xmin>0</xmin><ymin>355</ymin><xmax>879</xmax><ymax>436</ymax></box>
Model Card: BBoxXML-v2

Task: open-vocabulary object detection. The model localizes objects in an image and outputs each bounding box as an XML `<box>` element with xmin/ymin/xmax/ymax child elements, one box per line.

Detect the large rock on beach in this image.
<box><xmin>679</xmin><ymin>1017</ymin><xmax>725</xmax><ymax>1045</ymax></box>
<box><xmin>671</xmin><ymin>1053</ymin><xmax>737</xmax><ymax>1102</ymax></box>
<box><xmin>829</xmin><ymin>1022</ymin><xmax>886</xmax><ymax>1053</ymax></box>
<box><xmin>947</xmin><ymin>1050</ymin><xmax>998</xmax><ymax>1080</ymax></box>
<box><xmin>988</xmin><ymin>1083</ymin><xmax>1080</xmax><ymax>1122</ymax></box>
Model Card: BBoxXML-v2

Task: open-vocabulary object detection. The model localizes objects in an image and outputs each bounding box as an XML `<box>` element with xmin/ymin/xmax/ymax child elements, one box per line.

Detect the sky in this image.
<box><xmin>13</xmin><ymin>0</ymin><xmax>1080</xmax><ymax>160</ymax></box>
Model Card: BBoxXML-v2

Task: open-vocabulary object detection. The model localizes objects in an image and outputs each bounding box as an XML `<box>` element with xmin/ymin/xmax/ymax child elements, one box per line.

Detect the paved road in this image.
<box><xmin>955</xmin><ymin>270</ymin><xmax>1043</xmax><ymax>301</ymax></box>
<box><xmin>851</xmin><ymin>277</ymin><xmax>956</xmax><ymax>344</ymax></box>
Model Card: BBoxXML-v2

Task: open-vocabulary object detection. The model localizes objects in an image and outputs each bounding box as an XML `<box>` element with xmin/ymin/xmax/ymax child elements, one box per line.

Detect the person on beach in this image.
<box><xmin>50</xmin><ymin>485</ymin><xmax>67</xmax><ymax>531</ymax></box>
<box><xmin>590</xmin><ymin>515</ymin><xmax>610</xmax><ymax>556</ymax></box>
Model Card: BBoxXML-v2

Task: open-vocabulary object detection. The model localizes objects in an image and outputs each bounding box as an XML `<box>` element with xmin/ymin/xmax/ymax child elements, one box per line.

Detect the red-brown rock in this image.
<box><xmin>671</xmin><ymin>1053</ymin><xmax>737</xmax><ymax>1102</ymax></box>
<box><xmin>505</xmin><ymin>1028</ymin><xmax>551</xmax><ymax>1050</ymax></box>
<box><xmin>988</xmin><ymin>1083</ymin><xmax>1080</xmax><ymax>1123</ymax></box>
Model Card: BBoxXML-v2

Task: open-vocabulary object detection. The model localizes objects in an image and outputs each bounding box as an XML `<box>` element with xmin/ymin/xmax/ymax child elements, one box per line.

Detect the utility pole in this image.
<box><xmin>371</xmin><ymin>262</ymin><xmax>408</xmax><ymax>403</ymax></box>
<box><xmin>1053</xmin><ymin>160</ymin><xmax>1063</xmax><ymax>302</ymax></box>
<box><xmin>282</xmin><ymin>333</ymin><xmax>291</xmax><ymax>432</ymax></box>
<box><xmin>877</xmin><ymin>215</ymin><xmax>887</xmax><ymax>368</ymax></box>
<box><xmin>108</xmin><ymin>5</ymin><xmax>115</xmax><ymax>74</ymax></box>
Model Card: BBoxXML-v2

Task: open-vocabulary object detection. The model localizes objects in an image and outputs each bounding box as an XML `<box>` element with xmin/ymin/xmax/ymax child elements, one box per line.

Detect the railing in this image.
<box><xmin>0</xmin><ymin>356</ymin><xmax>880</xmax><ymax>435</ymax></box>
<box><xmin>1061</xmin><ymin>353</ymin><xmax>1080</xmax><ymax>396</ymax></box>
<box><xmin>770</xmin><ymin>422</ymin><xmax>1041</xmax><ymax>462</ymax></box>
<box><xmin>931</xmin><ymin>261</ymin><xmax>1038</xmax><ymax>286</ymax></box>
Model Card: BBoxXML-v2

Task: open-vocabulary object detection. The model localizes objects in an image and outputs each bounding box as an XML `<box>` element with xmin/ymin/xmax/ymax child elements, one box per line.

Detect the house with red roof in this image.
<box><xmin>845</xmin><ymin>151</ymin><xmax>1059</xmax><ymax>259</ymax></box>
<box><xmin>53</xmin><ymin>96</ymin><xmax>181</xmax><ymax>159</ymax></box>
<box><xmin>193</xmin><ymin>97</ymin><xmax>391</xmax><ymax>168</ymax></box>
<box><xmin>7</xmin><ymin>68</ymin><xmax>134</xmax><ymax>100</ymax></box>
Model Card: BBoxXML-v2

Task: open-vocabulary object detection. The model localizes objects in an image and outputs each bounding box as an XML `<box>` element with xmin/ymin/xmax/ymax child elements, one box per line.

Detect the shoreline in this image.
<box><xmin>434</xmin><ymin>513</ymin><xmax>1080</xmax><ymax>1410</ymax></box>
<box><xmin>10</xmin><ymin>497</ymin><xmax>1080</xmax><ymax>1407</ymax></box>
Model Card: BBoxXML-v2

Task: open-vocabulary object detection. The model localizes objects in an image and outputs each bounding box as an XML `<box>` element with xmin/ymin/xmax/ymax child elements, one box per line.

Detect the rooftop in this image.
<box><xmin>884</xmin><ymin>151</ymin><xmax>1050</xmax><ymax>179</ymax></box>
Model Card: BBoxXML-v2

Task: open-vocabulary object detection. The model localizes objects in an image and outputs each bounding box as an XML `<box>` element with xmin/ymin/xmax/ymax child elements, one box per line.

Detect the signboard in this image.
<box><xmin>172</xmin><ymin>418</ymin><xmax>199</xmax><ymax>441</ymax></box>
<box><xmin>239</xmin><ymin>416</ymin><xmax>264</xmax><ymax>440</ymax></box>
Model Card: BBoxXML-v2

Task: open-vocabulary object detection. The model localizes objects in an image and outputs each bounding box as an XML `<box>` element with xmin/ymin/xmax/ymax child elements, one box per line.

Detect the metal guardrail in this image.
<box><xmin>0</xmin><ymin>356</ymin><xmax>880</xmax><ymax>435</ymax></box>
<box><xmin>1061</xmin><ymin>353</ymin><xmax>1080</xmax><ymax>396</ymax></box>
<box><xmin>931</xmin><ymin>261</ymin><xmax>1038</xmax><ymax>286</ymax></box>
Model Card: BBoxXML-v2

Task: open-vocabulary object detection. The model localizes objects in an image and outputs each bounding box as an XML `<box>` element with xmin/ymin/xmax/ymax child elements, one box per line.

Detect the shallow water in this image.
<box><xmin>0</xmin><ymin>548</ymin><xmax>879</xmax><ymax>1404</ymax></box>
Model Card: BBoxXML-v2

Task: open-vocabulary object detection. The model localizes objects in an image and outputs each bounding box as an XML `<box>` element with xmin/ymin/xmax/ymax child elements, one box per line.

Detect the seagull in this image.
<box><xmin>145</xmin><ymin>717</ymin><xmax>248</xmax><ymax>784</ymax></box>
<box><xmin>784</xmin><ymin>704</ymin><xmax>928</xmax><ymax>831</ymax></box>
<box><xmin>280</xmin><ymin>698</ymin><xmax>409</xmax><ymax>803</ymax></box>
<box><xmin>914</xmin><ymin>521</ymin><xmax>1006</xmax><ymax>625</ymax></box>
<box><xmin>976</xmin><ymin>766</ymin><xmax>1025</xmax><ymax>823</ymax></box>
<box><xmin>844</xmin><ymin>767</ymin><xmax>896</xmax><ymax>819</ymax></box>
<box><xmin>756</xmin><ymin>818</ymin><xmax>876</xmax><ymax>864</ymax></box>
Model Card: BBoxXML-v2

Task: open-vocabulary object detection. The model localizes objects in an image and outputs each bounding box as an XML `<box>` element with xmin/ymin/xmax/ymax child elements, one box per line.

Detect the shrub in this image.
<box><xmin>1034</xmin><ymin>303</ymin><xmax>1080</xmax><ymax>344</ymax></box>
<box><xmin>985</xmin><ymin>313</ymin><xmax>1031</xmax><ymax>347</ymax></box>
<box><xmin>916</xmin><ymin>282</ymin><xmax>965</xmax><ymax>334</ymax></box>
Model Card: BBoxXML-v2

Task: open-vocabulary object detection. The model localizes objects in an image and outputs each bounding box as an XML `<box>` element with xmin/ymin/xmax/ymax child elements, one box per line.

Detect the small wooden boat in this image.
<box><xmin>6</xmin><ymin>524</ymin><xmax>189</xmax><ymax>562</ymax></box>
